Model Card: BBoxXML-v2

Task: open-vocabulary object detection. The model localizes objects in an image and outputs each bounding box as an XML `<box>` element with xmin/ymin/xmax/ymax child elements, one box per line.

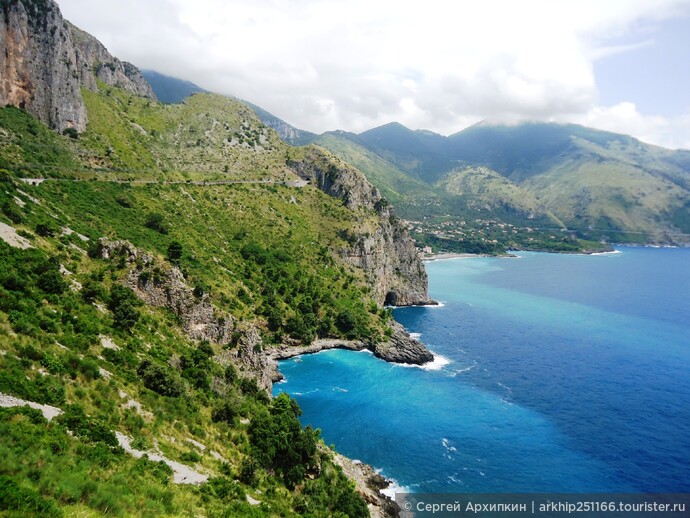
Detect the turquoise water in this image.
<box><xmin>274</xmin><ymin>247</ymin><xmax>690</xmax><ymax>493</ymax></box>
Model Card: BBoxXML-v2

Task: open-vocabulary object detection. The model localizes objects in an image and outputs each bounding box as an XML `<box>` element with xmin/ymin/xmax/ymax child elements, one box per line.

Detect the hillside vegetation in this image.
<box><xmin>0</xmin><ymin>83</ymin><xmax>405</xmax><ymax>516</ymax></box>
<box><xmin>314</xmin><ymin>122</ymin><xmax>690</xmax><ymax>251</ymax></box>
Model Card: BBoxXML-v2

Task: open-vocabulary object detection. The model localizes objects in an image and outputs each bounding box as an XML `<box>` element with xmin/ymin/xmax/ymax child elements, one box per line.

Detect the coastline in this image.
<box><xmin>422</xmin><ymin>251</ymin><xmax>518</xmax><ymax>261</ymax></box>
<box><xmin>262</xmin><ymin>324</ymin><xmax>435</xmax><ymax>517</ymax></box>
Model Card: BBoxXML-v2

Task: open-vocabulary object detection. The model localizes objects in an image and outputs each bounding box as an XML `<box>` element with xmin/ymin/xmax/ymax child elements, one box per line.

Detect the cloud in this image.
<box><xmin>55</xmin><ymin>0</ymin><xmax>690</xmax><ymax>147</ymax></box>
<box><xmin>569</xmin><ymin>103</ymin><xmax>690</xmax><ymax>150</ymax></box>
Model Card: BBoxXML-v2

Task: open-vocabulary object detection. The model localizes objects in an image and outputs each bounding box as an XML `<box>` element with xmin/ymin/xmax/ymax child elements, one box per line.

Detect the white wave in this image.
<box><xmin>378</xmin><ymin>475</ymin><xmax>411</xmax><ymax>499</ymax></box>
<box><xmin>449</xmin><ymin>361</ymin><xmax>477</xmax><ymax>377</ymax></box>
<box><xmin>589</xmin><ymin>249</ymin><xmax>622</xmax><ymax>256</ymax></box>
<box><xmin>441</xmin><ymin>438</ymin><xmax>458</xmax><ymax>453</ymax></box>
<box><xmin>420</xmin><ymin>354</ymin><xmax>451</xmax><ymax>371</ymax></box>
<box><xmin>356</xmin><ymin>348</ymin><xmax>374</xmax><ymax>354</ymax></box>
<box><xmin>409</xmin><ymin>332</ymin><xmax>422</xmax><ymax>340</ymax></box>
<box><xmin>398</xmin><ymin>352</ymin><xmax>451</xmax><ymax>371</ymax></box>
<box><xmin>332</xmin><ymin>386</ymin><xmax>349</xmax><ymax>393</ymax></box>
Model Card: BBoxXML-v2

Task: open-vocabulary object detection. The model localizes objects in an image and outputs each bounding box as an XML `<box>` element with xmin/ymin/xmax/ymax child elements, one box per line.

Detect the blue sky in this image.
<box><xmin>595</xmin><ymin>16</ymin><xmax>690</xmax><ymax>117</ymax></box>
<box><xmin>57</xmin><ymin>0</ymin><xmax>690</xmax><ymax>149</ymax></box>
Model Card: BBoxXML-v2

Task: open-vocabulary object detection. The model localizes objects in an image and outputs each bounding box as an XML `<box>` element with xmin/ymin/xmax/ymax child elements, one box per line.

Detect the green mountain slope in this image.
<box><xmin>142</xmin><ymin>70</ymin><xmax>317</xmax><ymax>146</ymax></box>
<box><xmin>356</xmin><ymin>122</ymin><xmax>449</xmax><ymax>180</ymax></box>
<box><xmin>0</xmin><ymin>76</ymin><xmax>427</xmax><ymax>515</ymax></box>
<box><xmin>326</xmin><ymin>121</ymin><xmax>690</xmax><ymax>247</ymax></box>
<box><xmin>313</xmin><ymin>131</ymin><xmax>449</xmax><ymax>219</ymax></box>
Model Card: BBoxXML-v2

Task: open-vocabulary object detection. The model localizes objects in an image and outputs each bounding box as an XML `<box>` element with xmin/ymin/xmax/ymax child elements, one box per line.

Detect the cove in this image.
<box><xmin>274</xmin><ymin>247</ymin><xmax>690</xmax><ymax>493</ymax></box>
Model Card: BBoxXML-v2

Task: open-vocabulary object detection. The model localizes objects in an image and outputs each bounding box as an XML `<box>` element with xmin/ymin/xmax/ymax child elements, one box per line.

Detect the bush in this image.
<box><xmin>62</xmin><ymin>127</ymin><xmax>79</xmax><ymax>139</ymax></box>
<box><xmin>35</xmin><ymin>221</ymin><xmax>58</xmax><ymax>237</ymax></box>
<box><xmin>144</xmin><ymin>212</ymin><xmax>168</xmax><ymax>234</ymax></box>
<box><xmin>57</xmin><ymin>404</ymin><xmax>118</xmax><ymax>446</ymax></box>
<box><xmin>0</xmin><ymin>475</ymin><xmax>62</xmax><ymax>516</ymax></box>
<box><xmin>137</xmin><ymin>360</ymin><xmax>184</xmax><ymax>397</ymax></box>
<box><xmin>248</xmin><ymin>393</ymin><xmax>319</xmax><ymax>489</ymax></box>
<box><xmin>38</xmin><ymin>269</ymin><xmax>67</xmax><ymax>295</ymax></box>
<box><xmin>109</xmin><ymin>285</ymin><xmax>141</xmax><ymax>331</ymax></box>
<box><xmin>211</xmin><ymin>401</ymin><xmax>236</xmax><ymax>424</ymax></box>
<box><xmin>1</xmin><ymin>200</ymin><xmax>23</xmax><ymax>223</ymax></box>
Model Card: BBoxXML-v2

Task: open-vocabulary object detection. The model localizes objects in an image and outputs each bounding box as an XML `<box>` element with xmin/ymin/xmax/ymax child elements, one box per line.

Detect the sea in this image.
<box><xmin>273</xmin><ymin>247</ymin><xmax>690</xmax><ymax>494</ymax></box>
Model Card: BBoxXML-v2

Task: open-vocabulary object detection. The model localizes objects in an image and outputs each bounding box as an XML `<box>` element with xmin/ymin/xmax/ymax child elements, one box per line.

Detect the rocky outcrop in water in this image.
<box><xmin>289</xmin><ymin>147</ymin><xmax>435</xmax><ymax>307</ymax></box>
<box><xmin>373</xmin><ymin>322</ymin><xmax>433</xmax><ymax>364</ymax></box>
<box><xmin>0</xmin><ymin>0</ymin><xmax>154</xmax><ymax>132</ymax></box>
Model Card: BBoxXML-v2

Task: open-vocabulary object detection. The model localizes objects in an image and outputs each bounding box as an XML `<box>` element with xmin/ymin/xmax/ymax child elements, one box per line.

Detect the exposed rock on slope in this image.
<box><xmin>0</xmin><ymin>0</ymin><xmax>154</xmax><ymax>132</ymax></box>
<box><xmin>289</xmin><ymin>146</ymin><xmax>434</xmax><ymax>306</ymax></box>
<box><xmin>98</xmin><ymin>239</ymin><xmax>233</xmax><ymax>345</ymax></box>
<box><xmin>68</xmin><ymin>22</ymin><xmax>155</xmax><ymax>99</ymax></box>
<box><xmin>0</xmin><ymin>0</ymin><xmax>87</xmax><ymax>131</ymax></box>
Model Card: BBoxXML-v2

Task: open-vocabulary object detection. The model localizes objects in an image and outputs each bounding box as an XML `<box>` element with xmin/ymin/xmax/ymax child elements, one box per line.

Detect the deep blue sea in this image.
<box><xmin>274</xmin><ymin>247</ymin><xmax>690</xmax><ymax>494</ymax></box>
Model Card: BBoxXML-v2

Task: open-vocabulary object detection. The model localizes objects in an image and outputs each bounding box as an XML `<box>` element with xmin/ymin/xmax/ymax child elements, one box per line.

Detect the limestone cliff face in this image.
<box><xmin>0</xmin><ymin>0</ymin><xmax>87</xmax><ymax>131</ymax></box>
<box><xmin>98</xmin><ymin>239</ymin><xmax>234</xmax><ymax>345</ymax></box>
<box><xmin>0</xmin><ymin>0</ymin><xmax>154</xmax><ymax>132</ymax></box>
<box><xmin>67</xmin><ymin>22</ymin><xmax>155</xmax><ymax>99</ymax></box>
<box><xmin>289</xmin><ymin>146</ymin><xmax>434</xmax><ymax>306</ymax></box>
<box><xmin>97</xmin><ymin>238</ymin><xmax>278</xmax><ymax>390</ymax></box>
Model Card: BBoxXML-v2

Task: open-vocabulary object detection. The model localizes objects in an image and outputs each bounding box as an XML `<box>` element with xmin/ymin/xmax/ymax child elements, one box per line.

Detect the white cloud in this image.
<box><xmin>567</xmin><ymin>103</ymin><xmax>690</xmax><ymax>150</ymax></box>
<box><xmin>55</xmin><ymin>0</ymin><xmax>690</xmax><ymax>147</ymax></box>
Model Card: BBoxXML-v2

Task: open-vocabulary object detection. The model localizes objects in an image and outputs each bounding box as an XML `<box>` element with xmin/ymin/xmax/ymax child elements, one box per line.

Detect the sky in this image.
<box><xmin>56</xmin><ymin>0</ymin><xmax>690</xmax><ymax>149</ymax></box>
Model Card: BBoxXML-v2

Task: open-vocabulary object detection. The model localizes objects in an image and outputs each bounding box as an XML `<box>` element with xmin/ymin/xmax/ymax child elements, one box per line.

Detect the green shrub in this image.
<box><xmin>137</xmin><ymin>360</ymin><xmax>184</xmax><ymax>397</ymax></box>
<box><xmin>57</xmin><ymin>404</ymin><xmax>118</xmax><ymax>446</ymax></box>
<box><xmin>144</xmin><ymin>212</ymin><xmax>168</xmax><ymax>234</ymax></box>
<box><xmin>0</xmin><ymin>475</ymin><xmax>63</xmax><ymax>516</ymax></box>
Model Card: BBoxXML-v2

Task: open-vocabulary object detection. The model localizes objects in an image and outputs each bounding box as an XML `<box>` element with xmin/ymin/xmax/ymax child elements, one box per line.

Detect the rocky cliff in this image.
<box><xmin>67</xmin><ymin>22</ymin><xmax>155</xmax><ymax>99</ymax></box>
<box><xmin>0</xmin><ymin>0</ymin><xmax>154</xmax><ymax>132</ymax></box>
<box><xmin>0</xmin><ymin>0</ymin><xmax>87</xmax><ymax>131</ymax></box>
<box><xmin>97</xmin><ymin>239</ymin><xmax>234</xmax><ymax>345</ymax></box>
<box><xmin>98</xmin><ymin>237</ymin><xmax>433</xmax><ymax>391</ymax></box>
<box><xmin>289</xmin><ymin>146</ymin><xmax>434</xmax><ymax>306</ymax></box>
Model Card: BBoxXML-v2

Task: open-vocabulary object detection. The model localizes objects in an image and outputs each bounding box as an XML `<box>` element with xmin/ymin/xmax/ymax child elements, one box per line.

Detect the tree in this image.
<box><xmin>248</xmin><ymin>393</ymin><xmax>319</xmax><ymax>489</ymax></box>
<box><xmin>166</xmin><ymin>241</ymin><xmax>183</xmax><ymax>265</ymax></box>
<box><xmin>109</xmin><ymin>285</ymin><xmax>141</xmax><ymax>331</ymax></box>
<box><xmin>37</xmin><ymin>269</ymin><xmax>67</xmax><ymax>295</ymax></box>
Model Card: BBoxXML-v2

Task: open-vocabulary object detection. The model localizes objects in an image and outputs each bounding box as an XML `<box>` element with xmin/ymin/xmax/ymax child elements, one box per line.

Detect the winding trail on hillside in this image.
<box><xmin>0</xmin><ymin>392</ymin><xmax>208</xmax><ymax>485</ymax></box>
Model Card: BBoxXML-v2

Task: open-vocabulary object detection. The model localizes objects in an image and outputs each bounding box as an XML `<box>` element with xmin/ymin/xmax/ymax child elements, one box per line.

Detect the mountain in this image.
<box><xmin>242</xmin><ymin>101</ymin><xmax>317</xmax><ymax>146</ymax></box>
<box><xmin>0</xmin><ymin>1</ymin><xmax>433</xmax><ymax>515</ymax></box>
<box><xmin>0</xmin><ymin>0</ymin><xmax>153</xmax><ymax>132</ymax></box>
<box><xmin>356</xmin><ymin>122</ymin><xmax>449</xmax><ymax>180</ymax></box>
<box><xmin>142</xmin><ymin>70</ymin><xmax>317</xmax><ymax>145</ymax></box>
<box><xmin>141</xmin><ymin>69</ymin><xmax>207</xmax><ymax>103</ymax></box>
<box><xmin>316</xmin><ymin>121</ymin><xmax>690</xmax><ymax>248</ymax></box>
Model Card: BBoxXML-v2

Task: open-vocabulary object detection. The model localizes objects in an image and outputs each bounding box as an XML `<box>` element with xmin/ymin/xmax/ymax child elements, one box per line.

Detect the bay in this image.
<box><xmin>274</xmin><ymin>247</ymin><xmax>690</xmax><ymax>493</ymax></box>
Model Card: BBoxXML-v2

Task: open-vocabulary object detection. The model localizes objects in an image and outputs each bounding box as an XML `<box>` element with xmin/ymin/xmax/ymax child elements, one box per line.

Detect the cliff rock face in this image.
<box><xmin>68</xmin><ymin>22</ymin><xmax>155</xmax><ymax>99</ymax></box>
<box><xmin>0</xmin><ymin>0</ymin><xmax>154</xmax><ymax>132</ymax></box>
<box><xmin>0</xmin><ymin>0</ymin><xmax>87</xmax><ymax>131</ymax></box>
<box><xmin>98</xmin><ymin>239</ymin><xmax>234</xmax><ymax>345</ymax></box>
<box><xmin>289</xmin><ymin>147</ymin><xmax>434</xmax><ymax>306</ymax></box>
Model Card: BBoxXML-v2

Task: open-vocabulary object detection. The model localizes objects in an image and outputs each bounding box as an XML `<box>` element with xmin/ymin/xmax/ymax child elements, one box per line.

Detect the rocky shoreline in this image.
<box><xmin>259</xmin><ymin>321</ymin><xmax>433</xmax><ymax>517</ymax></box>
<box><xmin>264</xmin><ymin>322</ymin><xmax>434</xmax><ymax>385</ymax></box>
